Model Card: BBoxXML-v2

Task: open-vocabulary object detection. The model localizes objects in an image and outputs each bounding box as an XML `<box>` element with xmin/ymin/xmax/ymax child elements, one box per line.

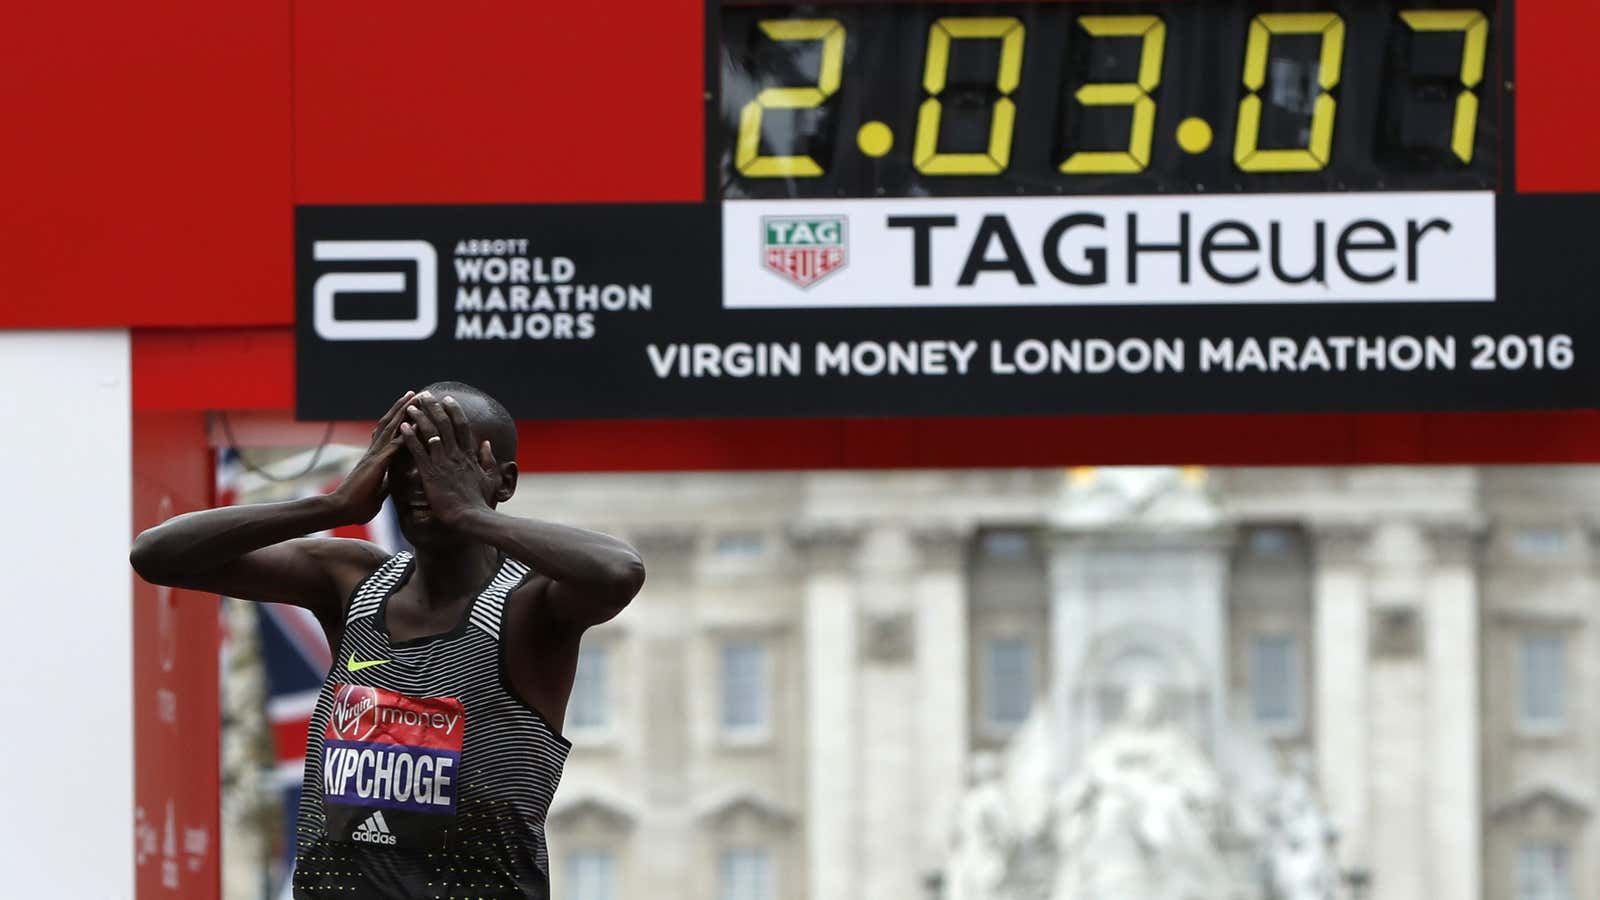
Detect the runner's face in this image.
<box><xmin>387</xmin><ymin>448</ymin><xmax>442</xmax><ymax>543</ymax></box>
<box><xmin>386</xmin><ymin>398</ymin><xmax>505</xmax><ymax>544</ymax></box>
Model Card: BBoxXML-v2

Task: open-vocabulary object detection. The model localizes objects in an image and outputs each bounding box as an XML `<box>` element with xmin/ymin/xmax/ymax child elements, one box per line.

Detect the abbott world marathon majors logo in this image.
<box><xmin>312</xmin><ymin>238</ymin><xmax>652</xmax><ymax>342</ymax></box>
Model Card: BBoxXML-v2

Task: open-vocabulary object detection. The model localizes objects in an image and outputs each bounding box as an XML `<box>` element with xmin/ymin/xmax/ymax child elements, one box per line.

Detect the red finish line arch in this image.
<box><xmin>6</xmin><ymin>0</ymin><xmax>1600</xmax><ymax>897</ymax></box>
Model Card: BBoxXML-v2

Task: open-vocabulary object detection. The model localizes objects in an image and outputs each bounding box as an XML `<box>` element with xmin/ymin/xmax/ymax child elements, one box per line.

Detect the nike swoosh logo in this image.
<box><xmin>346</xmin><ymin>652</ymin><xmax>391</xmax><ymax>673</ymax></box>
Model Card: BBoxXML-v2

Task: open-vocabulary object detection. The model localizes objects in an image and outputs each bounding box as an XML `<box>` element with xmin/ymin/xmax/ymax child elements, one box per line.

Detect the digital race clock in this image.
<box><xmin>296</xmin><ymin>0</ymin><xmax>1600</xmax><ymax>422</ymax></box>
<box><xmin>721</xmin><ymin>2</ymin><xmax>1498</xmax><ymax>199</ymax></box>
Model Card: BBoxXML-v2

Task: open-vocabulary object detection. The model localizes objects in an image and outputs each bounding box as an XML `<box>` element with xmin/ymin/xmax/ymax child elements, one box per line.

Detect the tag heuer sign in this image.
<box><xmin>762</xmin><ymin>216</ymin><xmax>847</xmax><ymax>288</ymax></box>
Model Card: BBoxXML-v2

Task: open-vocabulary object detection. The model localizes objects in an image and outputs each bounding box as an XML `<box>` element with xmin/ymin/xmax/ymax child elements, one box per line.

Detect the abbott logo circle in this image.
<box><xmin>312</xmin><ymin>240</ymin><xmax>439</xmax><ymax>340</ymax></box>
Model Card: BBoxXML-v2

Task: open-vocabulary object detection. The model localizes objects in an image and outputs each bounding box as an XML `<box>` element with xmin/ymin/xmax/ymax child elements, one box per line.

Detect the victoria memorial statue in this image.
<box><xmin>946</xmin><ymin>468</ymin><xmax>1344</xmax><ymax>900</ymax></box>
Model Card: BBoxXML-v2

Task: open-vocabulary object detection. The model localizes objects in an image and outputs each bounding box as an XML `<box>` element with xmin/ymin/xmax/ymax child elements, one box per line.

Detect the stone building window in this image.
<box><xmin>569</xmin><ymin>644</ymin><xmax>611</xmax><ymax>733</ymax></box>
<box><xmin>1513</xmin><ymin>527</ymin><xmax>1570</xmax><ymax>559</ymax></box>
<box><xmin>1518</xmin><ymin>632</ymin><xmax>1566</xmax><ymax>731</ymax></box>
<box><xmin>1246</xmin><ymin>526</ymin><xmax>1297</xmax><ymax>557</ymax></box>
<box><xmin>715</xmin><ymin>532</ymin><xmax>767</xmax><ymax>557</ymax></box>
<box><xmin>719</xmin><ymin>846</ymin><xmax>774</xmax><ymax>900</ymax></box>
<box><xmin>1249</xmin><ymin>633</ymin><xmax>1302</xmax><ymax>732</ymax></box>
<box><xmin>980</xmin><ymin>531</ymin><xmax>1030</xmax><ymax>561</ymax></box>
<box><xmin>721</xmin><ymin>640</ymin><xmax>769</xmax><ymax>738</ymax></box>
<box><xmin>982</xmin><ymin>636</ymin><xmax>1034</xmax><ymax>730</ymax></box>
<box><xmin>565</xmin><ymin>849</ymin><xmax>617</xmax><ymax>900</ymax></box>
<box><xmin>1515</xmin><ymin>842</ymin><xmax>1572</xmax><ymax>900</ymax></box>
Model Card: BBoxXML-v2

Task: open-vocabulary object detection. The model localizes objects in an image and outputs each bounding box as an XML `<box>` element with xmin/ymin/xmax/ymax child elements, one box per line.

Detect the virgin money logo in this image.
<box><xmin>330</xmin><ymin>683</ymin><xmax>380</xmax><ymax>741</ymax></box>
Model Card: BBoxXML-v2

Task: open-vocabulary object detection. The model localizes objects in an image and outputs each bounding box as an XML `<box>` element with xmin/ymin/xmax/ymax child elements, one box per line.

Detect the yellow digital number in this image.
<box><xmin>1059</xmin><ymin>16</ymin><xmax>1166</xmax><ymax>174</ymax></box>
<box><xmin>914</xmin><ymin>17</ymin><xmax>1026</xmax><ymax>175</ymax></box>
<box><xmin>1235</xmin><ymin>13</ymin><xmax>1345</xmax><ymax>172</ymax></box>
<box><xmin>736</xmin><ymin>19</ymin><xmax>846</xmax><ymax>178</ymax></box>
<box><xmin>1400</xmin><ymin>10</ymin><xmax>1488</xmax><ymax>163</ymax></box>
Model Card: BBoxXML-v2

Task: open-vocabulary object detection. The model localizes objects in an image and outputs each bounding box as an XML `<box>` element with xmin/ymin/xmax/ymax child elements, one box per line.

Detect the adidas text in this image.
<box><xmin>353</xmin><ymin>829</ymin><xmax>397</xmax><ymax>846</ymax></box>
<box><xmin>353</xmin><ymin>811</ymin><xmax>398</xmax><ymax>846</ymax></box>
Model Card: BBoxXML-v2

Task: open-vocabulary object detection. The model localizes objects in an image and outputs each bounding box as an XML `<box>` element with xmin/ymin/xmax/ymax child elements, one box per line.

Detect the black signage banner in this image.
<box><xmin>295</xmin><ymin>194</ymin><xmax>1599</xmax><ymax>420</ymax></box>
<box><xmin>296</xmin><ymin>0</ymin><xmax>1600</xmax><ymax>421</ymax></box>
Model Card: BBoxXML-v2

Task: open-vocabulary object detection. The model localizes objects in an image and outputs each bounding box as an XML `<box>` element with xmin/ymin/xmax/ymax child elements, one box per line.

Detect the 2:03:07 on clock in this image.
<box><xmin>718</xmin><ymin>1</ymin><xmax>1500</xmax><ymax>200</ymax></box>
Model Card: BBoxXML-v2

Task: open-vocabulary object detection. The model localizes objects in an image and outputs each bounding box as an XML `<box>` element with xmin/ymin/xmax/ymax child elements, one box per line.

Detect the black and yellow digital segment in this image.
<box><xmin>719</xmin><ymin>2</ymin><xmax>1499</xmax><ymax>198</ymax></box>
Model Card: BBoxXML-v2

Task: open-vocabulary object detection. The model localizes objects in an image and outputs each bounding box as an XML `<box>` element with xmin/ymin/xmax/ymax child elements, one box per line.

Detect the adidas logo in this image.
<box><xmin>352</xmin><ymin>810</ymin><xmax>398</xmax><ymax>846</ymax></box>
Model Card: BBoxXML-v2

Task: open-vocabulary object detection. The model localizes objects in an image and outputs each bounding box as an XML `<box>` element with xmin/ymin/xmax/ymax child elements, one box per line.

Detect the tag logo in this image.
<box><xmin>346</xmin><ymin>652</ymin><xmax>391</xmax><ymax>674</ymax></box>
<box><xmin>329</xmin><ymin>684</ymin><xmax>380</xmax><ymax>742</ymax></box>
<box><xmin>762</xmin><ymin>216</ymin><xmax>847</xmax><ymax>288</ymax></box>
<box><xmin>312</xmin><ymin>240</ymin><xmax>438</xmax><ymax>341</ymax></box>
<box><xmin>352</xmin><ymin>810</ymin><xmax>398</xmax><ymax>846</ymax></box>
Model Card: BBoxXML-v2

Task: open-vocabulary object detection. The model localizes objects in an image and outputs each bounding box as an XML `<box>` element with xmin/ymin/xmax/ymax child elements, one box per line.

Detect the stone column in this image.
<box><xmin>795</xmin><ymin>526</ymin><xmax>863</xmax><ymax>900</ymax></box>
<box><xmin>629</xmin><ymin>529</ymin><xmax>697</xmax><ymax>804</ymax></box>
<box><xmin>622</xmin><ymin>528</ymin><xmax>697</xmax><ymax>900</ymax></box>
<box><xmin>1367</xmin><ymin>520</ymin><xmax>1454</xmax><ymax>900</ymax></box>
<box><xmin>1422</xmin><ymin>523</ymin><xmax>1482</xmax><ymax>900</ymax></box>
<box><xmin>1310</xmin><ymin>524</ymin><xmax>1372</xmax><ymax>874</ymax></box>
<box><xmin>910</xmin><ymin>526</ymin><xmax>970</xmax><ymax>875</ymax></box>
<box><xmin>1312</xmin><ymin>517</ymin><xmax>1483</xmax><ymax>900</ymax></box>
<box><xmin>855</xmin><ymin>527</ymin><xmax>920</xmax><ymax>900</ymax></box>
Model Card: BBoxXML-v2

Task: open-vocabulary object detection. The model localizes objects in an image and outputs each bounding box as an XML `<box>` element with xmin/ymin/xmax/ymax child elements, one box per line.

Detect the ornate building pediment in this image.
<box><xmin>627</xmin><ymin>527</ymin><xmax>699</xmax><ymax>579</ymax></box>
<box><xmin>696</xmin><ymin>792</ymin><xmax>797</xmax><ymax>832</ymax></box>
<box><xmin>1490</xmin><ymin>784</ymin><xmax>1593</xmax><ymax>825</ymax></box>
<box><xmin>787</xmin><ymin>522</ymin><xmax>865</xmax><ymax>570</ymax></box>
<box><xmin>547</xmin><ymin>793</ymin><xmax>639</xmax><ymax>832</ymax></box>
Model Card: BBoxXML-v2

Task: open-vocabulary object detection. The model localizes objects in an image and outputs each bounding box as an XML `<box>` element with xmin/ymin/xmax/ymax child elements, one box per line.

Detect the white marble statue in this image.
<box><xmin>1051</xmin><ymin>683</ymin><xmax>1242</xmax><ymax>900</ymax></box>
<box><xmin>1261</xmin><ymin>753</ymin><xmax>1340</xmax><ymax>900</ymax></box>
<box><xmin>1002</xmin><ymin>705</ymin><xmax>1059</xmax><ymax>843</ymax></box>
<box><xmin>947</xmin><ymin>754</ymin><xmax>1011</xmax><ymax>900</ymax></box>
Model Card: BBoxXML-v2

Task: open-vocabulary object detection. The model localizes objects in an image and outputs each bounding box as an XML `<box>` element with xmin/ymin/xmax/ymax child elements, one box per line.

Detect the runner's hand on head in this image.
<box><xmin>438</xmin><ymin>394</ymin><xmax>500</xmax><ymax>476</ymax></box>
<box><xmin>330</xmin><ymin>390</ymin><xmax>414</xmax><ymax>524</ymax></box>
<box><xmin>398</xmin><ymin>391</ymin><xmax>496</xmax><ymax>526</ymax></box>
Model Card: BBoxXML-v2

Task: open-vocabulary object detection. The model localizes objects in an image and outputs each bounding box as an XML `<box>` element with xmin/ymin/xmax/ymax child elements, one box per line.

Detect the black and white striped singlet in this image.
<box><xmin>294</xmin><ymin>550</ymin><xmax>571</xmax><ymax>898</ymax></box>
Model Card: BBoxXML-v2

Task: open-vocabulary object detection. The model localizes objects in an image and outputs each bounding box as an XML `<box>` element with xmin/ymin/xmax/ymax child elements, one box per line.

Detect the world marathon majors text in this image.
<box><xmin>644</xmin><ymin>334</ymin><xmax>1577</xmax><ymax>378</ymax></box>
<box><xmin>450</xmin><ymin>239</ymin><xmax>651</xmax><ymax>341</ymax></box>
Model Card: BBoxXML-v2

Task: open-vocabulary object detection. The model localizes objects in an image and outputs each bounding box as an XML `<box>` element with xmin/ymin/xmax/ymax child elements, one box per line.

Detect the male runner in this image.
<box><xmin>130</xmin><ymin>383</ymin><xmax>644</xmax><ymax>898</ymax></box>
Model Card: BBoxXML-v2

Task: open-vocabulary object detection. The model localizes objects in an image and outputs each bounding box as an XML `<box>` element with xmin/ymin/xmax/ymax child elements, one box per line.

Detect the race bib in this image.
<box><xmin>321</xmin><ymin>683</ymin><xmax>465</xmax><ymax>850</ymax></box>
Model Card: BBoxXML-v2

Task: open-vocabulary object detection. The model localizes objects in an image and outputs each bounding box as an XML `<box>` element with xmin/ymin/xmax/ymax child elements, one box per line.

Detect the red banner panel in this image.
<box><xmin>0</xmin><ymin>3</ymin><xmax>292</xmax><ymax>328</ymax></box>
<box><xmin>291</xmin><ymin>0</ymin><xmax>704</xmax><ymax>204</ymax></box>
<box><xmin>132</xmin><ymin>411</ymin><xmax>220</xmax><ymax>899</ymax></box>
<box><xmin>1516</xmin><ymin>0</ymin><xmax>1600</xmax><ymax>192</ymax></box>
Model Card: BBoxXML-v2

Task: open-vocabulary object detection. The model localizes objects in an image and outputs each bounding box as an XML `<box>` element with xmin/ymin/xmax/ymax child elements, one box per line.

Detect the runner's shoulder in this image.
<box><xmin>296</xmin><ymin>537</ymin><xmax>394</xmax><ymax>585</ymax></box>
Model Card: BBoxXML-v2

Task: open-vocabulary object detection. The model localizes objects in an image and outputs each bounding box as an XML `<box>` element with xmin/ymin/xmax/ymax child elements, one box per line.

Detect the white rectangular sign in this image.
<box><xmin>722</xmin><ymin>192</ymin><xmax>1496</xmax><ymax>308</ymax></box>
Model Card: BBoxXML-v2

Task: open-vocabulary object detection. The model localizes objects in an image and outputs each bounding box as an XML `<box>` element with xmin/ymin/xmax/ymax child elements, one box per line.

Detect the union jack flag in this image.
<box><xmin>217</xmin><ymin>449</ymin><xmax>405</xmax><ymax>899</ymax></box>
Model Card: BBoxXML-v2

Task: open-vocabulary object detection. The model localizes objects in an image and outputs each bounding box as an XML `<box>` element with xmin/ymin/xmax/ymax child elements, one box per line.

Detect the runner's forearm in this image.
<box><xmin>450</xmin><ymin>508</ymin><xmax>644</xmax><ymax>598</ymax></box>
<box><xmin>130</xmin><ymin>494</ymin><xmax>350</xmax><ymax>581</ymax></box>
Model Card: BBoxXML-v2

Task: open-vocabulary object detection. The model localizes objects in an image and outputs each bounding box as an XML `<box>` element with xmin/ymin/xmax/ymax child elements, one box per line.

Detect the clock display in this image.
<box><xmin>719</xmin><ymin>2</ymin><xmax>1500</xmax><ymax>198</ymax></box>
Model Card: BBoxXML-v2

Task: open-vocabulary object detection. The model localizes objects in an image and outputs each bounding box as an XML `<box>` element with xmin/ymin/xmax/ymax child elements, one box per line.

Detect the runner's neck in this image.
<box><xmin>409</xmin><ymin>543</ymin><xmax>502</xmax><ymax>612</ymax></box>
